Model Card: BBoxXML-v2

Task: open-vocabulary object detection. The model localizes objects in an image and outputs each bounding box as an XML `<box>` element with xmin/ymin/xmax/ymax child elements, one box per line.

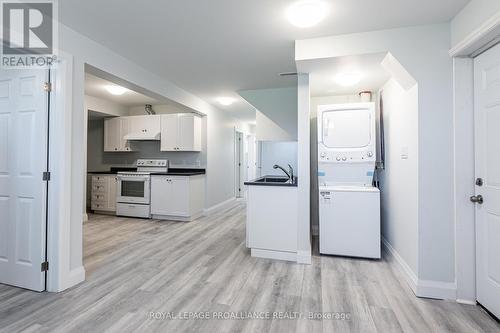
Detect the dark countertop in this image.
<box><xmin>244</xmin><ymin>175</ymin><xmax>298</xmax><ymax>187</ymax></box>
<box><xmin>151</xmin><ymin>168</ymin><xmax>206</xmax><ymax>176</ymax></box>
<box><xmin>88</xmin><ymin>167</ymin><xmax>136</xmax><ymax>174</ymax></box>
<box><xmin>89</xmin><ymin>168</ymin><xmax>206</xmax><ymax>176</ymax></box>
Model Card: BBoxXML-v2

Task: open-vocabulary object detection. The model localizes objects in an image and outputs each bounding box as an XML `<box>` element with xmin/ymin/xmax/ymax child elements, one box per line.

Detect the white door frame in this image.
<box><xmin>451</xmin><ymin>15</ymin><xmax>500</xmax><ymax>304</ymax></box>
<box><xmin>234</xmin><ymin>130</ymin><xmax>244</xmax><ymax>198</ymax></box>
<box><xmin>45</xmin><ymin>52</ymin><xmax>87</xmax><ymax>292</ymax></box>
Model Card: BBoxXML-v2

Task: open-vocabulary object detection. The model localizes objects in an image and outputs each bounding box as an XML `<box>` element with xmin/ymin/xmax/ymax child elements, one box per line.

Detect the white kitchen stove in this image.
<box><xmin>116</xmin><ymin>159</ymin><xmax>169</xmax><ymax>218</ymax></box>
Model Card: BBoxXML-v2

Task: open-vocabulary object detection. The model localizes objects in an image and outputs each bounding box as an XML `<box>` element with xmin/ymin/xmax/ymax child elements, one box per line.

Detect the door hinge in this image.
<box><xmin>41</xmin><ymin>261</ymin><xmax>49</xmax><ymax>272</ymax></box>
<box><xmin>43</xmin><ymin>82</ymin><xmax>52</xmax><ymax>92</ymax></box>
<box><xmin>42</xmin><ymin>171</ymin><xmax>51</xmax><ymax>181</ymax></box>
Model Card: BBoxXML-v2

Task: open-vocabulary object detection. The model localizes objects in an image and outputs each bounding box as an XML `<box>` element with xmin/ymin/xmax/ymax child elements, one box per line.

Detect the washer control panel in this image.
<box><xmin>318</xmin><ymin>149</ymin><xmax>375</xmax><ymax>163</ymax></box>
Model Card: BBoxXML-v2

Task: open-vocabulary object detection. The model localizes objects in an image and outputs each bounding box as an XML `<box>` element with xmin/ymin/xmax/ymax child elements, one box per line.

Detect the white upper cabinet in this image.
<box><xmin>160</xmin><ymin>114</ymin><xmax>178</xmax><ymax>151</ymax></box>
<box><xmin>126</xmin><ymin>115</ymin><xmax>161</xmax><ymax>140</ymax></box>
<box><xmin>160</xmin><ymin>114</ymin><xmax>202</xmax><ymax>152</ymax></box>
<box><xmin>104</xmin><ymin>117</ymin><xmax>133</xmax><ymax>152</ymax></box>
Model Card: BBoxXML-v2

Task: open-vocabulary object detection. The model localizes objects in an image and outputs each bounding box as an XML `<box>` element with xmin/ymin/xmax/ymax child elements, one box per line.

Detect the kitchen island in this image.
<box><xmin>244</xmin><ymin>175</ymin><xmax>299</xmax><ymax>262</ymax></box>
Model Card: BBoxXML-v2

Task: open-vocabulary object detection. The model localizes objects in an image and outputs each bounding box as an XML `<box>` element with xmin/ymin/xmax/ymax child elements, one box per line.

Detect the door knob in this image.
<box><xmin>470</xmin><ymin>195</ymin><xmax>484</xmax><ymax>204</ymax></box>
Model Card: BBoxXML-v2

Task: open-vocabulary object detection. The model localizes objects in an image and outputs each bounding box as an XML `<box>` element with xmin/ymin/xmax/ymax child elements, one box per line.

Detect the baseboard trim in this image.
<box><xmin>251</xmin><ymin>248</ymin><xmax>297</xmax><ymax>262</ymax></box>
<box><xmin>457</xmin><ymin>299</ymin><xmax>477</xmax><ymax>306</ymax></box>
<box><xmin>382</xmin><ymin>238</ymin><xmax>418</xmax><ymax>294</ymax></box>
<box><xmin>152</xmin><ymin>211</ymin><xmax>202</xmax><ymax>222</ymax></box>
<box><xmin>382</xmin><ymin>238</ymin><xmax>457</xmax><ymax>300</ymax></box>
<box><xmin>297</xmin><ymin>250</ymin><xmax>312</xmax><ymax>264</ymax></box>
<box><xmin>417</xmin><ymin>279</ymin><xmax>457</xmax><ymax>300</ymax></box>
<box><xmin>55</xmin><ymin>266</ymin><xmax>85</xmax><ymax>292</ymax></box>
<box><xmin>311</xmin><ymin>224</ymin><xmax>319</xmax><ymax>236</ymax></box>
<box><xmin>204</xmin><ymin>197</ymin><xmax>237</xmax><ymax>215</ymax></box>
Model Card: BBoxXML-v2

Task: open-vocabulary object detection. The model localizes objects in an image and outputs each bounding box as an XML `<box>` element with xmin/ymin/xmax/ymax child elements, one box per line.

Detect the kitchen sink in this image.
<box><xmin>255</xmin><ymin>176</ymin><xmax>291</xmax><ymax>183</ymax></box>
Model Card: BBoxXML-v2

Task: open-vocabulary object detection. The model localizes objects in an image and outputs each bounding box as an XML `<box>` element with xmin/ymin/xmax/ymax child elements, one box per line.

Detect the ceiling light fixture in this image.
<box><xmin>286</xmin><ymin>0</ymin><xmax>328</xmax><ymax>28</ymax></box>
<box><xmin>105</xmin><ymin>85</ymin><xmax>128</xmax><ymax>95</ymax></box>
<box><xmin>216</xmin><ymin>97</ymin><xmax>236</xmax><ymax>106</ymax></box>
<box><xmin>334</xmin><ymin>72</ymin><xmax>363</xmax><ymax>87</ymax></box>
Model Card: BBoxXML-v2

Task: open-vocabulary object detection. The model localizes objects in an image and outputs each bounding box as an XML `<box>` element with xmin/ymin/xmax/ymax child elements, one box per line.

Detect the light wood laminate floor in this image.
<box><xmin>1</xmin><ymin>202</ymin><xmax>499</xmax><ymax>332</ymax></box>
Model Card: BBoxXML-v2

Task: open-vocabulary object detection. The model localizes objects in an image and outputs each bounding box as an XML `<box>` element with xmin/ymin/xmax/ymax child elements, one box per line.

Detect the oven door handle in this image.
<box><xmin>117</xmin><ymin>176</ymin><xmax>150</xmax><ymax>182</ymax></box>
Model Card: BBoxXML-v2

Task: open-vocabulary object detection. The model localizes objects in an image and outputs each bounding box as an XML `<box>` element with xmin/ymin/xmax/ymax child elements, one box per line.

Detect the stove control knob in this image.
<box><xmin>320</xmin><ymin>152</ymin><xmax>326</xmax><ymax>159</ymax></box>
<box><xmin>336</xmin><ymin>157</ymin><xmax>341</xmax><ymax>161</ymax></box>
<box><xmin>342</xmin><ymin>157</ymin><xmax>347</xmax><ymax>161</ymax></box>
<box><xmin>367</xmin><ymin>151</ymin><xmax>373</xmax><ymax>157</ymax></box>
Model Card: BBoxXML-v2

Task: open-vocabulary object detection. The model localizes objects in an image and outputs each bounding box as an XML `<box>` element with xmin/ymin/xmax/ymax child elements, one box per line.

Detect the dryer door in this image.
<box><xmin>321</xmin><ymin>109</ymin><xmax>372</xmax><ymax>148</ymax></box>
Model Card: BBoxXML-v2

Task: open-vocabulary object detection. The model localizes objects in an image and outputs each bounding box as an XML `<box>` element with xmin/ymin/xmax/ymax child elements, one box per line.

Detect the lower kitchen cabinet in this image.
<box><xmin>150</xmin><ymin>175</ymin><xmax>205</xmax><ymax>221</ymax></box>
<box><xmin>91</xmin><ymin>174</ymin><xmax>118</xmax><ymax>213</ymax></box>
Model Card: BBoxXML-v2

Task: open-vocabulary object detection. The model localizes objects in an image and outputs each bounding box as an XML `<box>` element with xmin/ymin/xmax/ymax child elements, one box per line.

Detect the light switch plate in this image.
<box><xmin>401</xmin><ymin>146</ymin><xmax>409</xmax><ymax>160</ymax></box>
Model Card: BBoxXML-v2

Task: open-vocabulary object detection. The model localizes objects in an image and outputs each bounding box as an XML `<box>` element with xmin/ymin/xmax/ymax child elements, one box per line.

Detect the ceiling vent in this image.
<box><xmin>145</xmin><ymin>104</ymin><xmax>155</xmax><ymax>115</ymax></box>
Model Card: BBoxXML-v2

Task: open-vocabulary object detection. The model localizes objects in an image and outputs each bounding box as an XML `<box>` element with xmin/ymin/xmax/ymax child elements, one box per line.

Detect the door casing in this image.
<box><xmin>452</xmin><ymin>26</ymin><xmax>500</xmax><ymax>303</ymax></box>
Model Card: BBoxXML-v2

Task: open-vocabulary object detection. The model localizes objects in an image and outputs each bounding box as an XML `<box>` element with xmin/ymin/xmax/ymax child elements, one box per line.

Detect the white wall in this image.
<box><xmin>451</xmin><ymin>0</ymin><xmax>500</xmax><ymax>48</ymax></box>
<box><xmin>240</xmin><ymin>87</ymin><xmax>298</xmax><ymax>141</ymax></box>
<box><xmin>85</xmin><ymin>95</ymin><xmax>128</xmax><ymax>116</ymax></box>
<box><xmin>54</xmin><ymin>24</ymin><xmax>244</xmax><ymax>291</ymax></box>
<box><xmin>296</xmin><ymin>24</ymin><xmax>455</xmax><ymax>297</ymax></box>
<box><xmin>204</xmin><ymin>108</ymin><xmax>240</xmax><ymax>207</ymax></box>
<box><xmin>259</xmin><ymin>141</ymin><xmax>298</xmax><ymax>176</ymax></box>
<box><xmin>378</xmin><ymin>79</ymin><xmax>419</xmax><ymax>276</ymax></box>
<box><xmin>128</xmin><ymin>104</ymin><xmax>191</xmax><ymax>116</ymax></box>
<box><xmin>255</xmin><ymin>110</ymin><xmax>295</xmax><ymax>141</ymax></box>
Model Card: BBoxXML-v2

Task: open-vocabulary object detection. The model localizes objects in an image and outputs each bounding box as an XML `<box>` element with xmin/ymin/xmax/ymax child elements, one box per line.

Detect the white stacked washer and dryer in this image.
<box><xmin>317</xmin><ymin>102</ymin><xmax>381</xmax><ymax>259</ymax></box>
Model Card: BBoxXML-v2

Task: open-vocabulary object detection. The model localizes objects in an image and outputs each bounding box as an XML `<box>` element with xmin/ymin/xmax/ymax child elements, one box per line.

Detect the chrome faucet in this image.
<box><xmin>273</xmin><ymin>164</ymin><xmax>294</xmax><ymax>183</ymax></box>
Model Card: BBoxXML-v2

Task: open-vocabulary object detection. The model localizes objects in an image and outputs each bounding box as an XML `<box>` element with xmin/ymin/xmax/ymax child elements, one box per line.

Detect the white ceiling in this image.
<box><xmin>85</xmin><ymin>73</ymin><xmax>159</xmax><ymax>106</ymax></box>
<box><xmin>62</xmin><ymin>0</ymin><xmax>469</xmax><ymax>120</ymax></box>
<box><xmin>305</xmin><ymin>53</ymin><xmax>391</xmax><ymax>97</ymax></box>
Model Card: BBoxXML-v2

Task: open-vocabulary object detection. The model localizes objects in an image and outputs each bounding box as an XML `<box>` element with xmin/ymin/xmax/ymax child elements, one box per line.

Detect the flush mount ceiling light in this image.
<box><xmin>216</xmin><ymin>97</ymin><xmax>236</xmax><ymax>106</ymax></box>
<box><xmin>334</xmin><ymin>72</ymin><xmax>363</xmax><ymax>87</ymax></box>
<box><xmin>286</xmin><ymin>0</ymin><xmax>328</xmax><ymax>28</ymax></box>
<box><xmin>105</xmin><ymin>85</ymin><xmax>128</xmax><ymax>95</ymax></box>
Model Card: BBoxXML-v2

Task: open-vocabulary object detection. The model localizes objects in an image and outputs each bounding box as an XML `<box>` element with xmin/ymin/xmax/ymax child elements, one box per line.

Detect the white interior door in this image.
<box><xmin>247</xmin><ymin>134</ymin><xmax>257</xmax><ymax>181</ymax></box>
<box><xmin>474</xmin><ymin>42</ymin><xmax>500</xmax><ymax>318</ymax></box>
<box><xmin>0</xmin><ymin>69</ymin><xmax>49</xmax><ymax>292</ymax></box>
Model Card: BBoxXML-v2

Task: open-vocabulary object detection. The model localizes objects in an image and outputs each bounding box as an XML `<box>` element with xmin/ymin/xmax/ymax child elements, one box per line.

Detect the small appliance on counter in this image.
<box><xmin>116</xmin><ymin>159</ymin><xmax>169</xmax><ymax>218</ymax></box>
